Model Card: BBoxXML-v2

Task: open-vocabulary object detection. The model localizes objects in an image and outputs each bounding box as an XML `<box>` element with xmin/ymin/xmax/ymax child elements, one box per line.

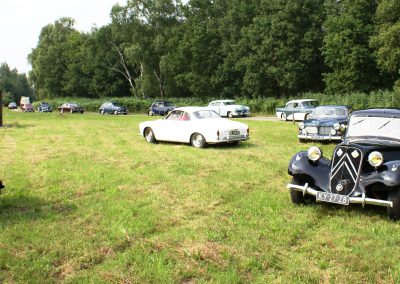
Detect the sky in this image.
<box><xmin>0</xmin><ymin>0</ymin><xmax>127</xmax><ymax>74</ymax></box>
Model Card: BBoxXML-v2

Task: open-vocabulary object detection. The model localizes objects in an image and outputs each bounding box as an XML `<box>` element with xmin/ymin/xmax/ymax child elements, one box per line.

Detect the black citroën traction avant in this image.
<box><xmin>288</xmin><ymin>109</ymin><xmax>400</xmax><ymax>220</ymax></box>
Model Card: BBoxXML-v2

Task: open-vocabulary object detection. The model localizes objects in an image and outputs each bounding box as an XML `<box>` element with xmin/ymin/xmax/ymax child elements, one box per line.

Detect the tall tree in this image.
<box><xmin>370</xmin><ymin>0</ymin><xmax>400</xmax><ymax>89</ymax></box>
<box><xmin>322</xmin><ymin>0</ymin><xmax>380</xmax><ymax>94</ymax></box>
<box><xmin>29</xmin><ymin>18</ymin><xmax>80</xmax><ymax>99</ymax></box>
<box><xmin>0</xmin><ymin>63</ymin><xmax>34</xmax><ymax>104</ymax></box>
<box><xmin>237</xmin><ymin>0</ymin><xmax>325</xmax><ymax>98</ymax></box>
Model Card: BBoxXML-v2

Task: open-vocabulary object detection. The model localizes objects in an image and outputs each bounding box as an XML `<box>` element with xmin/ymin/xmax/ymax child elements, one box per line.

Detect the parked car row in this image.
<box><xmin>4</xmin><ymin>96</ymin><xmax>400</xmax><ymax>221</ymax></box>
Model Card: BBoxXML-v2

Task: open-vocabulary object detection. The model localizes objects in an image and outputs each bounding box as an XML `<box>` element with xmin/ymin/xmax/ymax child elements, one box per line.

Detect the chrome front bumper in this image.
<box><xmin>287</xmin><ymin>183</ymin><xmax>393</xmax><ymax>208</ymax></box>
<box><xmin>298</xmin><ymin>134</ymin><xmax>342</xmax><ymax>141</ymax></box>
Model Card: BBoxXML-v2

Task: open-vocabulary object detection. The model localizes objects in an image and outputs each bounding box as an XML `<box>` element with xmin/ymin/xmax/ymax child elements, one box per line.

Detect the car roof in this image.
<box><xmin>351</xmin><ymin>108</ymin><xmax>400</xmax><ymax>118</ymax></box>
<box><xmin>210</xmin><ymin>99</ymin><xmax>235</xmax><ymax>103</ymax></box>
<box><xmin>287</xmin><ymin>99</ymin><xmax>317</xmax><ymax>104</ymax></box>
<box><xmin>153</xmin><ymin>100</ymin><xmax>172</xmax><ymax>103</ymax></box>
<box><xmin>315</xmin><ymin>105</ymin><xmax>348</xmax><ymax>109</ymax></box>
<box><xmin>173</xmin><ymin>107</ymin><xmax>212</xmax><ymax>113</ymax></box>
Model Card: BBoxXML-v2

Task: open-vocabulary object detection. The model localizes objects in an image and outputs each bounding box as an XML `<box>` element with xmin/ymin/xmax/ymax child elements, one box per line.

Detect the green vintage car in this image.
<box><xmin>275</xmin><ymin>99</ymin><xmax>319</xmax><ymax>121</ymax></box>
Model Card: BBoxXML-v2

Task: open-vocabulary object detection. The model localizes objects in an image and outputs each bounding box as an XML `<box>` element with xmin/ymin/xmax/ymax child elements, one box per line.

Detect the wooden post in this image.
<box><xmin>0</xmin><ymin>90</ymin><xmax>3</xmax><ymax>127</ymax></box>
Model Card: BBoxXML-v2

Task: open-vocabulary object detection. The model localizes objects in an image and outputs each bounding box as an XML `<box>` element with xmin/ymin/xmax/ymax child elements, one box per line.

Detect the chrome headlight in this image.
<box><xmin>340</xmin><ymin>124</ymin><xmax>346</xmax><ymax>131</ymax></box>
<box><xmin>298</xmin><ymin>122</ymin><xmax>305</xmax><ymax>129</ymax></box>
<box><xmin>368</xmin><ymin>151</ymin><xmax>383</xmax><ymax>167</ymax></box>
<box><xmin>333</xmin><ymin>123</ymin><xmax>340</xmax><ymax>130</ymax></box>
<box><xmin>307</xmin><ymin>146</ymin><xmax>322</xmax><ymax>162</ymax></box>
<box><xmin>330</xmin><ymin>129</ymin><xmax>336</xmax><ymax>135</ymax></box>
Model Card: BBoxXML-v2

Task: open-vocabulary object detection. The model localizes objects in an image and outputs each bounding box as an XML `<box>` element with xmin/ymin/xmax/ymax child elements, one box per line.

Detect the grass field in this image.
<box><xmin>1</xmin><ymin>109</ymin><xmax>400</xmax><ymax>283</ymax></box>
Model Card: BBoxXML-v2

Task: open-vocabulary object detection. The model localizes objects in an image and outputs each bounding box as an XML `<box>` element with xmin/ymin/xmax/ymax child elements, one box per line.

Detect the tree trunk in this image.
<box><xmin>0</xmin><ymin>91</ymin><xmax>3</xmax><ymax>127</ymax></box>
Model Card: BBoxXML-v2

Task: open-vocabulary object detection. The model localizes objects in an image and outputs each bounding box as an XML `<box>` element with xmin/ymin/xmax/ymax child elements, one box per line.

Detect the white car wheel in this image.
<box><xmin>191</xmin><ymin>133</ymin><xmax>206</xmax><ymax>148</ymax></box>
<box><xmin>100</xmin><ymin>109</ymin><xmax>105</xmax><ymax>115</ymax></box>
<box><xmin>281</xmin><ymin>113</ymin><xmax>287</xmax><ymax>121</ymax></box>
<box><xmin>228</xmin><ymin>112</ymin><xmax>233</xmax><ymax>118</ymax></box>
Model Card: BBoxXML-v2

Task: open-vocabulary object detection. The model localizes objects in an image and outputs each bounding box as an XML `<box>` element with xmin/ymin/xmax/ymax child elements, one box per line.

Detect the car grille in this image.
<box><xmin>305</xmin><ymin>126</ymin><xmax>318</xmax><ymax>134</ymax></box>
<box><xmin>319</xmin><ymin>126</ymin><xmax>333</xmax><ymax>135</ymax></box>
<box><xmin>329</xmin><ymin>146</ymin><xmax>363</xmax><ymax>195</ymax></box>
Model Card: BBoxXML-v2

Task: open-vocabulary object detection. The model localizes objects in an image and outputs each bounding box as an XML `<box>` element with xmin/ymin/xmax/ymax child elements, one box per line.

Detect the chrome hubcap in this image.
<box><xmin>194</xmin><ymin>135</ymin><xmax>203</xmax><ymax>147</ymax></box>
<box><xmin>145</xmin><ymin>131</ymin><xmax>153</xmax><ymax>141</ymax></box>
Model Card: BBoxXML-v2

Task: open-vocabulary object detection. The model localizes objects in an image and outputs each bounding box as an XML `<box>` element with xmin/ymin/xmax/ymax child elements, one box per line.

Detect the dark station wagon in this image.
<box><xmin>288</xmin><ymin>109</ymin><xmax>400</xmax><ymax>220</ymax></box>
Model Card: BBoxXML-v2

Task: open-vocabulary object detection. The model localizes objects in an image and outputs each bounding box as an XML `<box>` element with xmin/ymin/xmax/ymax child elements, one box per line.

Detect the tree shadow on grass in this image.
<box><xmin>0</xmin><ymin>122</ymin><xmax>35</xmax><ymax>129</ymax></box>
<box><xmin>0</xmin><ymin>194</ymin><xmax>77</xmax><ymax>225</ymax></box>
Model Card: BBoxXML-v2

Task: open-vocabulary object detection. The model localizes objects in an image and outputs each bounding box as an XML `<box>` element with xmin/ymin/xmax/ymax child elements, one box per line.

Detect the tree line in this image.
<box><xmin>14</xmin><ymin>0</ymin><xmax>400</xmax><ymax>100</ymax></box>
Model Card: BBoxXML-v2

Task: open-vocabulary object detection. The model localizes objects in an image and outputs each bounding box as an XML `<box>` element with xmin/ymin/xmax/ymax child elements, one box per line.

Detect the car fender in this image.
<box><xmin>288</xmin><ymin>151</ymin><xmax>331</xmax><ymax>191</ymax></box>
<box><xmin>361</xmin><ymin>160</ymin><xmax>400</xmax><ymax>189</ymax></box>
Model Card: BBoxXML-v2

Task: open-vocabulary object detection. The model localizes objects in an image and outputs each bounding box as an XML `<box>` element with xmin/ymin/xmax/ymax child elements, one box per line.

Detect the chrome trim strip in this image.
<box><xmin>287</xmin><ymin>183</ymin><xmax>393</xmax><ymax>208</ymax></box>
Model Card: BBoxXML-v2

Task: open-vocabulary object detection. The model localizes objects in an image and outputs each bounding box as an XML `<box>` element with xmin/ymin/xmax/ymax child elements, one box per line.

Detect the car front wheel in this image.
<box><xmin>144</xmin><ymin>128</ymin><xmax>156</xmax><ymax>143</ymax></box>
<box><xmin>388</xmin><ymin>189</ymin><xmax>400</xmax><ymax>221</ymax></box>
<box><xmin>191</xmin><ymin>133</ymin><xmax>206</xmax><ymax>148</ymax></box>
<box><xmin>290</xmin><ymin>176</ymin><xmax>315</xmax><ymax>205</ymax></box>
<box><xmin>148</xmin><ymin>110</ymin><xmax>154</xmax><ymax>116</ymax></box>
<box><xmin>227</xmin><ymin>112</ymin><xmax>233</xmax><ymax>118</ymax></box>
<box><xmin>281</xmin><ymin>113</ymin><xmax>287</xmax><ymax>121</ymax></box>
<box><xmin>100</xmin><ymin>109</ymin><xmax>105</xmax><ymax>115</ymax></box>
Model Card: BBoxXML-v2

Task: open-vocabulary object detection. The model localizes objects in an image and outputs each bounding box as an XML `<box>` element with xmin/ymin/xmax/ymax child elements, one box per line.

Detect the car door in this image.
<box><xmin>294</xmin><ymin>102</ymin><xmax>305</xmax><ymax>120</ymax></box>
<box><xmin>285</xmin><ymin>103</ymin><xmax>294</xmax><ymax>120</ymax></box>
<box><xmin>157</xmin><ymin>110</ymin><xmax>190</xmax><ymax>142</ymax></box>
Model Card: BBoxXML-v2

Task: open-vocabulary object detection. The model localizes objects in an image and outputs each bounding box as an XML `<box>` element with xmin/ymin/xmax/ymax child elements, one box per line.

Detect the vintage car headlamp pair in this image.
<box><xmin>307</xmin><ymin>146</ymin><xmax>322</xmax><ymax>162</ymax></box>
<box><xmin>298</xmin><ymin>122</ymin><xmax>305</xmax><ymax>129</ymax></box>
<box><xmin>368</xmin><ymin>151</ymin><xmax>384</xmax><ymax>167</ymax></box>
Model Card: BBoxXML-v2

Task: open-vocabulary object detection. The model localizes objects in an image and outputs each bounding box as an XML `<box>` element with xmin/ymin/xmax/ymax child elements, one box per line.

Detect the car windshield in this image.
<box><xmin>311</xmin><ymin>107</ymin><xmax>347</xmax><ymax>119</ymax></box>
<box><xmin>192</xmin><ymin>110</ymin><xmax>221</xmax><ymax>119</ymax></box>
<box><xmin>223</xmin><ymin>101</ymin><xmax>236</xmax><ymax>105</ymax></box>
<box><xmin>302</xmin><ymin>100</ymin><xmax>318</xmax><ymax>107</ymax></box>
<box><xmin>346</xmin><ymin>116</ymin><xmax>400</xmax><ymax>141</ymax></box>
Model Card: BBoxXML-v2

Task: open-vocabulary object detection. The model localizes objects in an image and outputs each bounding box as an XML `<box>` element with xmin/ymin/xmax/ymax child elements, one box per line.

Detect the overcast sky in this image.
<box><xmin>0</xmin><ymin>0</ymin><xmax>127</xmax><ymax>74</ymax></box>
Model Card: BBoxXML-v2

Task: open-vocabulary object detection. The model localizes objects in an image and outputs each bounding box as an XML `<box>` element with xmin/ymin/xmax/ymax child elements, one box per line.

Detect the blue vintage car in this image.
<box><xmin>275</xmin><ymin>99</ymin><xmax>318</xmax><ymax>121</ymax></box>
<box><xmin>99</xmin><ymin>102</ymin><xmax>128</xmax><ymax>115</ymax></box>
<box><xmin>298</xmin><ymin>106</ymin><xmax>350</xmax><ymax>142</ymax></box>
<box><xmin>148</xmin><ymin>101</ymin><xmax>175</xmax><ymax>116</ymax></box>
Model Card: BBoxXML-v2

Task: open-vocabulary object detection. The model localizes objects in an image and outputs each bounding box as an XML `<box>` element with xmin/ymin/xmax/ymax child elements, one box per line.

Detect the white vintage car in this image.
<box><xmin>139</xmin><ymin>107</ymin><xmax>249</xmax><ymax>148</ymax></box>
<box><xmin>207</xmin><ymin>100</ymin><xmax>250</xmax><ymax>117</ymax></box>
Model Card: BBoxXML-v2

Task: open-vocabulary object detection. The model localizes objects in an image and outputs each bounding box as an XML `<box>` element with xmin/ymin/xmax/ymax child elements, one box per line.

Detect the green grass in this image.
<box><xmin>1</xmin><ymin>109</ymin><xmax>400</xmax><ymax>283</ymax></box>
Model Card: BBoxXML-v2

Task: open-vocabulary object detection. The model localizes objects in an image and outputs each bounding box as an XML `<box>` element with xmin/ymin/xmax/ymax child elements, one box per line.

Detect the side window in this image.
<box><xmin>159</xmin><ymin>103</ymin><xmax>164</xmax><ymax>108</ymax></box>
<box><xmin>209</xmin><ymin>103</ymin><xmax>214</xmax><ymax>106</ymax></box>
<box><xmin>293</xmin><ymin>103</ymin><xmax>299</xmax><ymax>108</ymax></box>
<box><xmin>167</xmin><ymin>110</ymin><xmax>183</xmax><ymax>120</ymax></box>
<box><xmin>215</xmin><ymin>102</ymin><xmax>222</xmax><ymax>106</ymax></box>
<box><xmin>179</xmin><ymin>112</ymin><xmax>190</xmax><ymax>121</ymax></box>
<box><xmin>286</xmin><ymin>103</ymin><xmax>293</xmax><ymax>109</ymax></box>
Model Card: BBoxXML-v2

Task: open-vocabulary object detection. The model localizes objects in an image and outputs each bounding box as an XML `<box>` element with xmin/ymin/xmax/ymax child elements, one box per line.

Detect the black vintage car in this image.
<box><xmin>99</xmin><ymin>102</ymin><xmax>128</xmax><ymax>115</ymax></box>
<box><xmin>37</xmin><ymin>102</ymin><xmax>53</xmax><ymax>112</ymax></box>
<box><xmin>298</xmin><ymin>106</ymin><xmax>350</xmax><ymax>142</ymax></box>
<box><xmin>148</xmin><ymin>101</ymin><xmax>175</xmax><ymax>116</ymax></box>
<box><xmin>288</xmin><ymin>109</ymin><xmax>400</xmax><ymax>220</ymax></box>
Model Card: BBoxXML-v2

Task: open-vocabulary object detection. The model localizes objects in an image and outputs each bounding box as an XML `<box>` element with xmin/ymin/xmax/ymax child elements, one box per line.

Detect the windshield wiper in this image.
<box><xmin>378</xmin><ymin>118</ymin><xmax>393</xmax><ymax>130</ymax></box>
<box><xmin>352</xmin><ymin>118</ymin><xmax>368</xmax><ymax>125</ymax></box>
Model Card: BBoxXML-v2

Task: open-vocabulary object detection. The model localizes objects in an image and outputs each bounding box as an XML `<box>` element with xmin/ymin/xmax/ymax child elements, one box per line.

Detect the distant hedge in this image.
<box><xmin>30</xmin><ymin>90</ymin><xmax>400</xmax><ymax>115</ymax></box>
